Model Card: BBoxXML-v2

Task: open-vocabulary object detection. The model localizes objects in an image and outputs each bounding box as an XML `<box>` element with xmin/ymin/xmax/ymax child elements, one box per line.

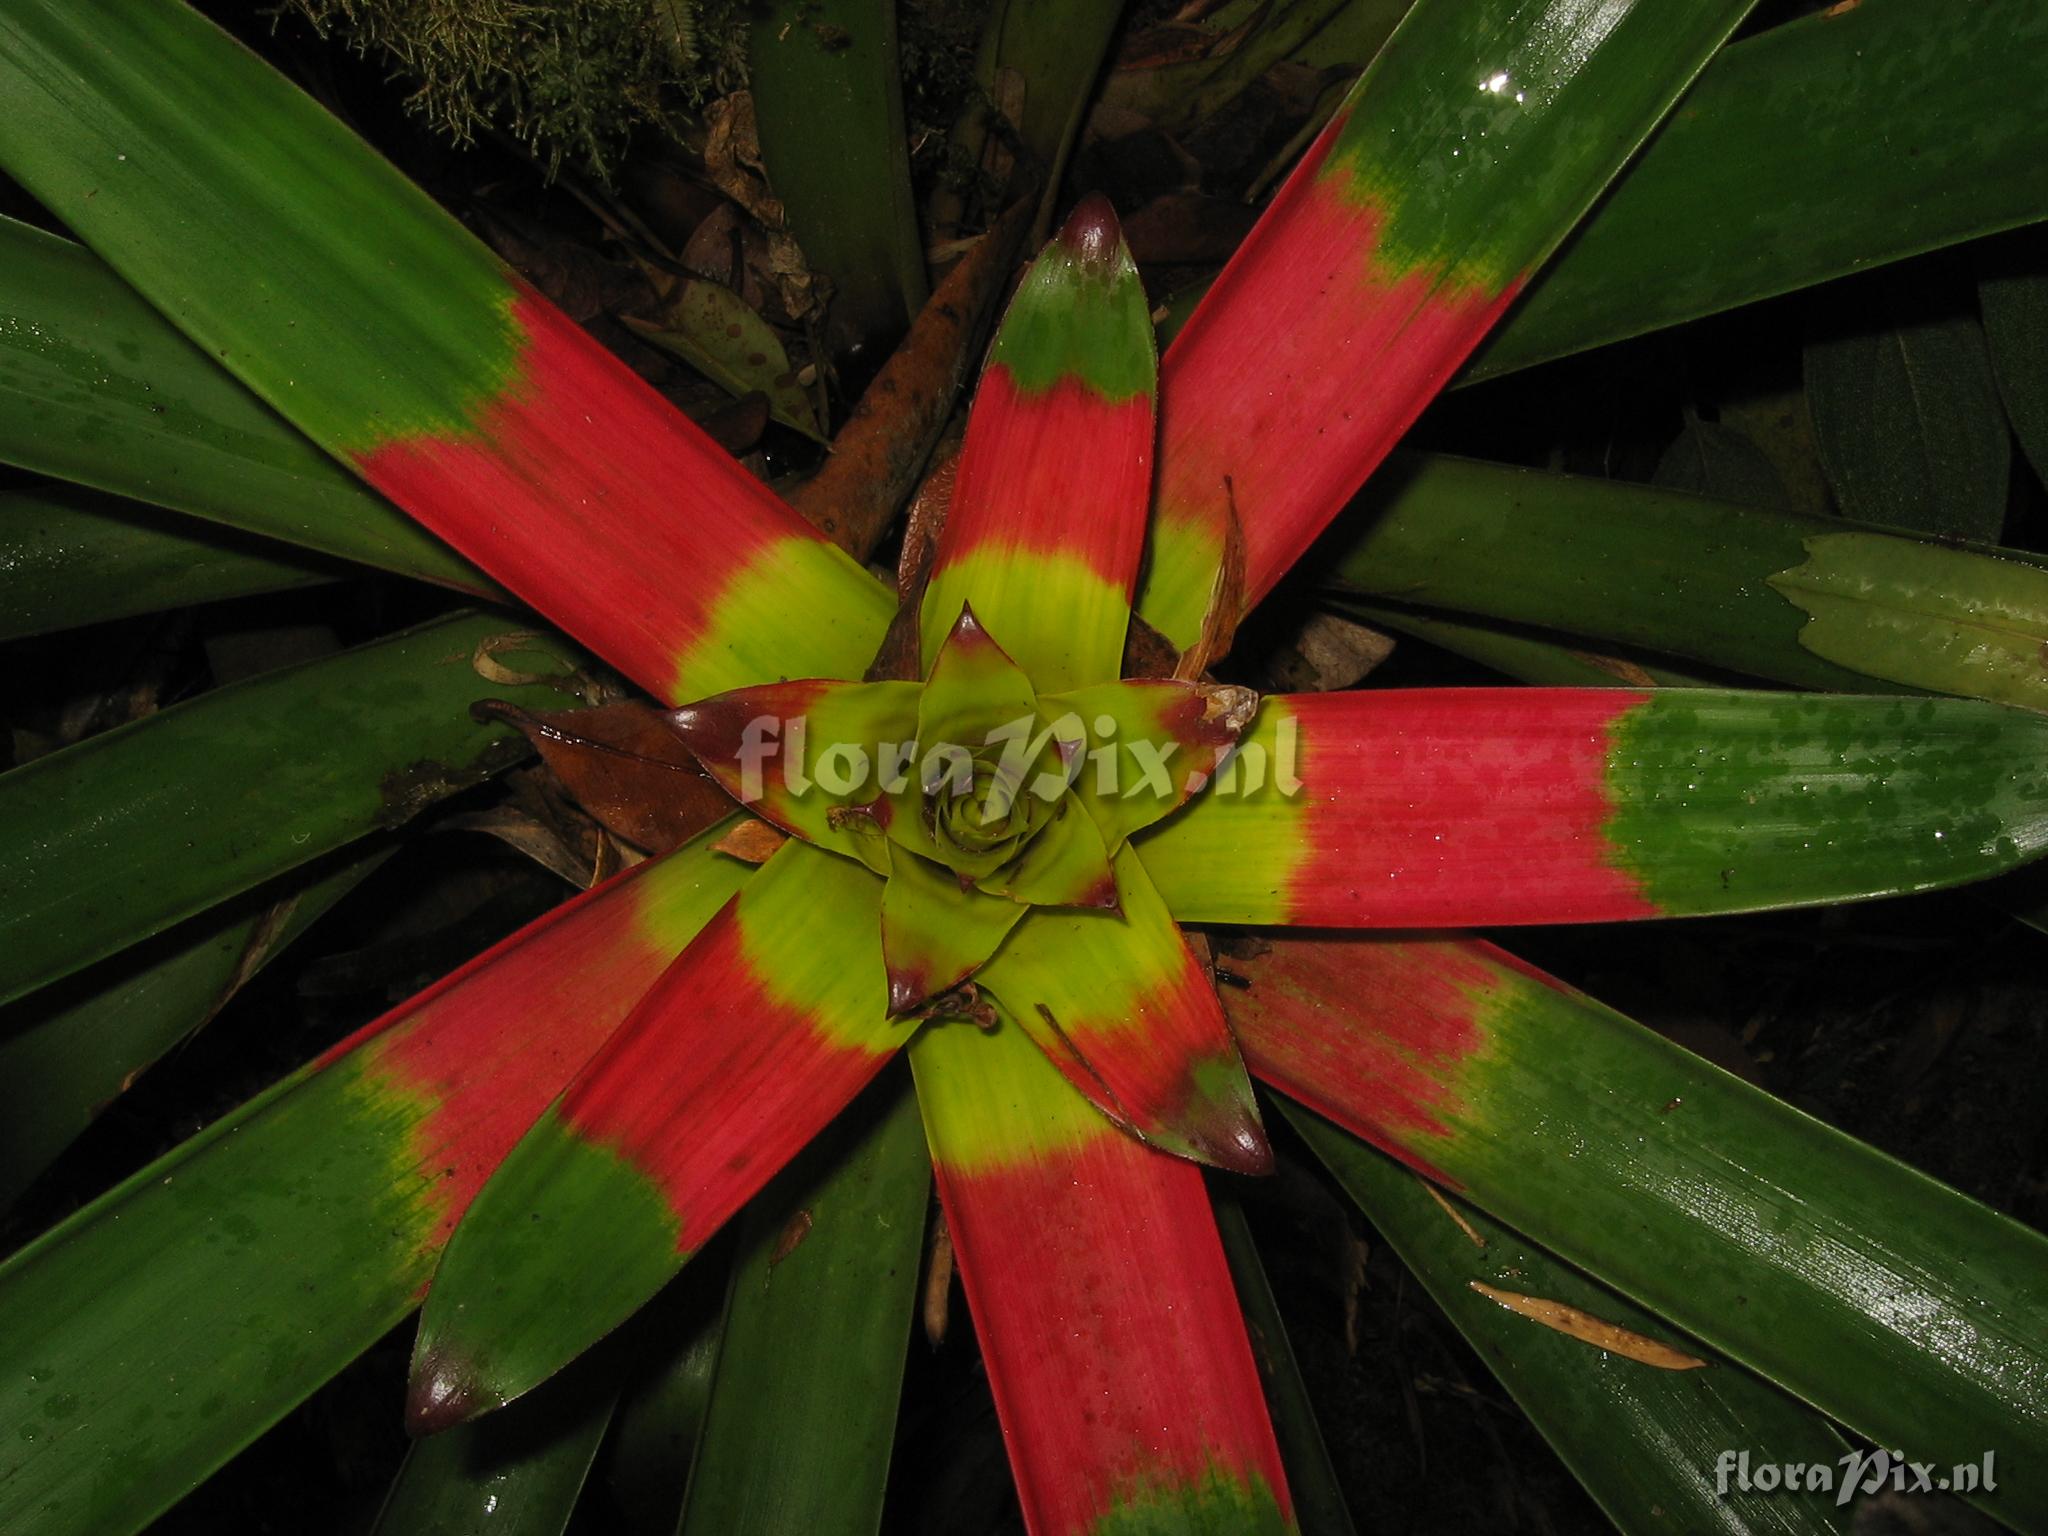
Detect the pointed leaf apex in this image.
<box><xmin>1078</xmin><ymin>871</ymin><xmax>1122</xmax><ymax>912</ymax></box>
<box><xmin>1190</xmin><ymin>1104</ymin><xmax>1276</xmax><ymax>1178</ymax></box>
<box><xmin>1055</xmin><ymin>193</ymin><xmax>1125</xmax><ymax>269</ymax></box>
<box><xmin>405</xmin><ymin>1346</ymin><xmax>496</xmax><ymax>1437</ymax></box>
<box><xmin>887</xmin><ymin>967</ymin><xmax>927</xmax><ymax>1019</ymax></box>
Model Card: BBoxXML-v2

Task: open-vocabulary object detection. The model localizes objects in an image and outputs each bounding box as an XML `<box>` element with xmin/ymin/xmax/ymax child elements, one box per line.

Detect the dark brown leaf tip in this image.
<box><xmin>1056</xmin><ymin>193</ymin><xmax>1124</xmax><ymax>270</ymax></box>
<box><xmin>405</xmin><ymin>1347</ymin><xmax>493</xmax><ymax>1437</ymax></box>
<box><xmin>1195</xmin><ymin>1105</ymin><xmax>1276</xmax><ymax>1178</ymax></box>
<box><xmin>887</xmin><ymin>966</ymin><xmax>930</xmax><ymax>1019</ymax></box>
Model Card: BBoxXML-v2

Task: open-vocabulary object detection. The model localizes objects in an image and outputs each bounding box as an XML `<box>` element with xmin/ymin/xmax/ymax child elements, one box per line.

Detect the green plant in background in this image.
<box><xmin>2</xmin><ymin>2</ymin><xmax>2048</xmax><ymax>1536</ymax></box>
<box><xmin>282</xmin><ymin>0</ymin><xmax>750</xmax><ymax>177</ymax></box>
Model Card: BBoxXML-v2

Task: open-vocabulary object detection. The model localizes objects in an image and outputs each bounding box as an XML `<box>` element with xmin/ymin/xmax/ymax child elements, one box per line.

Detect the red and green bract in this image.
<box><xmin>1141</xmin><ymin>0</ymin><xmax>1761</xmax><ymax>647</ymax></box>
<box><xmin>11</xmin><ymin>3</ymin><xmax>2048</xmax><ymax>1536</ymax></box>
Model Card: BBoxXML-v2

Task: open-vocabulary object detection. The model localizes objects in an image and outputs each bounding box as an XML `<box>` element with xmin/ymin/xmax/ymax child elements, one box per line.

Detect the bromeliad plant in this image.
<box><xmin>5</xmin><ymin>1</ymin><xmax>2048</xmax><ymax>1534</ymax></box>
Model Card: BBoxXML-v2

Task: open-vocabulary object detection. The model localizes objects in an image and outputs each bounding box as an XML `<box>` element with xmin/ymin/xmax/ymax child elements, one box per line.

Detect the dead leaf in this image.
<box><xmin>1467</xmin><ymin>1282</ymin><xmax>1709</xmax><ymax>1370</ymax></box>
<box><xmin>702</xmin><ymin>92</ymin><xmax>820</xmax><ymax>324</ymax></box>
<box><xmin>1173</xmin><ymin>489</ymin><xmax>1246</xmax><ymax>680</ymax></box>
<box><xmin>1421</xmin><ymin>1179</ymin><xmax>1488</xmax><ymax>1250</ymax></box>
<box><xmin>770</xmin><ymin>1209</ymin><xmax>814</xmax><ymax>1267</ymax></box>
<box><xmin>473</xmin><ymin>698</ymin><xmax>733</xmax><ymax>855</ymax></box>
<box><xmin>923</xmin><ymin>1211</ymin><xmax>955</xmax><ymax>1347</ymax></box>
<box><xmin>1565</xmin><ymin>650</ymin><xmax>1661</xmax><ymax>688</ymax></box>
<box><xmin>443</xmin><ymin>804</ymin><xmax>601</xmax><ymax>889</ymax></box>
<box><xmin>711</xmin><ymin>819</ymin><xmax>787</xmax><ymax>864</ymax></box>
<box><xmin>1265</xmin><ymin>612</ymin><xmax>1396</xmax><ymax>692</ymax></box>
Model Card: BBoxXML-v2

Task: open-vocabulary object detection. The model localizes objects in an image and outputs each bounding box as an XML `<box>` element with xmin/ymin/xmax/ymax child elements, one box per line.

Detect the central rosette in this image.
<box><xmin>668</xmin><ymin>603</ymin><xmax>1257</xmax><ymax>1019</ymax></box>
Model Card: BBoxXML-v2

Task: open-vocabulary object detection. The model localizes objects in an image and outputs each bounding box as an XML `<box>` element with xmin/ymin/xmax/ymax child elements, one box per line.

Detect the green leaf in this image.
<box><xmin>1228</xmin><ymin>934</ymin><xmax>2048</xmax><ymax>1522</ymax></box>
<box><xmin>1804</xmin><ymin>267</ymin><xmax>2011</xmax><ymax>541</ymax></box>
<box><xmin>1467</xmin><ymin>0</ymin><xmax>2048</xmax><ymax>379</ymax></box>
<box><xmin>590</xmin><ymin>1257</ymin><xmax>729</xmax><ymax>1536</ymax></box>
<box><xmin>0</xmin><ymin>827</ymin><xmax>748</xmax><ymax>1536</ymax></box>
<box><xmin>0</xmin><ymin>486</ymin><xmax>337</xmax><ymax>641</ymax></box>
<box><xmin>1287</xmin><ymin>1105</ymin><xmax>1856</xmax><ymax>1536</ymax></box>
<box><xmin>371</xmin><ymin>1354</ymin><xmax>618</xmax><ymax>1536</ymax></box>
<box><xmin>1765</xmin><ymin>532</ymin><xmax>2048</xmax><ymax>713</ymax></box>
<box><xmin>0</xmin><ymin>216</ymin><xmax>486</xmax><ymax>589</ymax></box>
<box><xmin>1979</xmin><ymin>226</ymin><xmax>2048</xmax><ymax>492</ymax></box>
<box><xmin>1342</xmin><ymin>602</ymin><xmax>1721</xmax><ymax>690</ymax></box>
<box><xmin>746</xmin><ymin>0</ymin><xmax>926</xmax><ymax>359</ymax></box>
<box><xmin>1652</xmin><ymin>415</ymin><xmax>1792</xmax><ymax>510</ymax></box>
<box><xmin>1211</xmin><ymin>1189</ymin><xmax>1357</xmax><ymax>1536</ymax></box>
<box><xmin>679</xmin><ymin>1070</ymin><xmax>928</xmax><ymax>1536</ymax></box>
<box><xmin>936</xmin><ymin>0</ymin><xmax>1127</xmax><ymax>228</ymax></box>
<box><xmin>623</xmin><ymin>279</ymin><xmax>823</xmax><ymax>442</ymax></box>
<box><xmin>1323</xmin><ymin>451</ymin><xmax>2048</xmax><ymax>703</ymax></box>
<box><xmin>0</xmin><ymin>610</ymin><xmax>588</xmax><ymax>1008</ymax></box>
<box><xmin>0</xmin><ymin>844</ymin><xmax>391</xmax><ymax>1210</ymax></box>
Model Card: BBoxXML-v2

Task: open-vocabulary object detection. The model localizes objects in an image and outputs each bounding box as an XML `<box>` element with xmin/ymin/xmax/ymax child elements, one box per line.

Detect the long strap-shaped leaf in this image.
<box><xmin>1329</xmin><ymin>452</ymin><xmax>2048</xmax><ymax>708</ymax></box>
<box><xmin>0</xmin><ymin>0</ymin><xmax>891</xmax><ymax>702</ymax></box>
<box><xmin>409</xmin><ymin>839</ymin><xmax>904</xmax><ymax>1430</ymax></box>
<box><xmin>1136</xmin><ymin>688</ymin><xmax>2048</xmax><ymax>926</ymax></box>
<box><xmin>909</xmin><ymin>1017</ymin><xmax>1295</xmax><ymax>1536</ymax></box>
<box><xmin>919</xmin><ymin>196</ymin><xmax>1155</xmax><ymax>691</ymax></box>
<box><xmin>0</xmin><ymin>611</ymin><xmax>585</xmax><ymax>1008</ymax></box>
<box><xmin>679</xmin><ymin>1070</ymin><xmax>928</xmax><ymax>1536</ymax></box>
<box><xmin>1466</xmin><ymin>0</ymin><xmax>2048</xmax><ymax>381</ymax></box>
<box><xmin>1288</xmin><ymin>1104</ymin><xmax>1856</xmax><ymax>1536</ymax></box>
<box><xmin>1139</xmin><ymin>0</ymin><xmax>1758</xmax><ymax>648</ymax></box>
<box><xmin>1210</xmin><ymin>1192</ymin><xmax>1358</xmax><ymax>1536</ymax></box>
<box><xmin>0</xmin><ymin>487</ymin><xmax>340</xmax><ymax>640</ymax></box>
<box><xmin>371</xmin><ymin>1351</ymin><xmax>619</xmax><ymax>1536</ymax></box>
<box><xmin>0</xmin><ymin>845</ymin><xmax>391</xmax><ymax>1209</ymax></box>
<box><xmin>1226</xmin><ymin>933</ymin><xmax>2048</xmax><ymax>1523</ymax></box>
<box><xmin>0</xmin><ymin>216</ymin><xmax>488</xmax><ymax>591</ymax></box>
<box><xmin>0</xmin><ymin>830</ymin><xmax>749</xmax><ymax>1536</ymax></box>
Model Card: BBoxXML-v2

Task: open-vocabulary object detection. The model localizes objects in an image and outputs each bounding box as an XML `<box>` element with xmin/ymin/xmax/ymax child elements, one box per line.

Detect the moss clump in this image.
<box><xmin>284</xmin><ymin>0</ymin><xmax>749</xmax><ymax>179</ymax></box>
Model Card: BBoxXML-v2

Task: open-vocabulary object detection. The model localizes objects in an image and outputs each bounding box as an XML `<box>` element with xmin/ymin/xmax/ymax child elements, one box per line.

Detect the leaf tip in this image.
<box><xmin>1054</xmin><ymin>192</ymin><xmax>1126</xmax><ymax>271</ymax></box>
<box><xmin>405</xmin><ymin>1345</ymin><xmax>495</xmax><ymax>1438</ymax></box>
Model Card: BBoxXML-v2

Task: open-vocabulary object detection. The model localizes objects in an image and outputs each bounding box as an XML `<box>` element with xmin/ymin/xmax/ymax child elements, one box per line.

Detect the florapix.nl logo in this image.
<box><xmin>1714</xmin><ymin>1448</ymin><xmax>1997</xmax><ymax>1506</ymax></box>
<box><xmin>726</xmin><ymin>707</ymin><xmax>1301</xmax><ymax>812</ymax></box>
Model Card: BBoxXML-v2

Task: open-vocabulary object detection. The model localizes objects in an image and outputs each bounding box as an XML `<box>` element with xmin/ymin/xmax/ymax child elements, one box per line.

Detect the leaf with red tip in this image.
<box><xmin>983</xmin><ymin>847</ymin><xmax>1266</xmax><ymax>1174</ymax></box>
<box><xmin>1139</xmin><ymin>0</ymin><xmax>1757</xmax><ymax>648</ymax></box>
<box><xmin>1039</xmin><ymin>678</ymin><xmax>1260</xmax><ymax>851</ymax></box>
<box><xmin>880</xmin><ymin>851</ymin><xmax>1028</xmax><ymax>1016</ymax></box>
<box><xmin>0</xmin><ymin>0</ymin><xmax>893</xmax><ymax>703</ymax></box>
<box><xmin>916</xmin><ymin>602</ymin><xmax>1040</xmax><ymax>737</ymax></box>
<box><xmin>919</xmin><ymin>197</ymin><xmax>1156</xmax><ymax>692</ymax></box>
<box><xmin>1137</xmin><ymin>688</ymin><xmax>2048</xmax><ymax>926</ymax></box>
<box><xmin>908</xmin><ymin>1017</ymin><xmax>1294</xmax><ymax>1535</ymax></box>
<box><xmin>667</xmin><ymin>678</ymin><xmax>920</xmax><ymax>873</ymax></box>
<box><xmin>408</xmin><ymin>839</ymin><xmax>902</xmax><ymax>1431</ymax></box>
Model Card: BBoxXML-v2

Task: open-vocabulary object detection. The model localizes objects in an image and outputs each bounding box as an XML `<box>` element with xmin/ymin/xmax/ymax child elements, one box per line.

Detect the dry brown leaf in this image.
<box><xmin>711</xmin><ymin>819</ymin><xmax>788</xmax><ymax>864</ymax></box>
<box><xmin>923</xmin><ymin>1210</ymin><xmax>955</xmax><ymax>1348</ymax></box>
<box><xmin>769</xmin><ymin>1209</ymin><xmax>814</xmax><ymax>1267</ymax></box>
<box><xmin>1173</xmin><ymin>489</ymin><xmax>1246</xmax><ymax>680</ymax></box>
<box><xmin>702</xmin><ymin>92</ymin><xmax>820</xmax><ymax>324</ymax></box>
<box><xmin>1422</xmin><ymin>1180</ymin><xmax>1488</xmax><ymax>1251</ymax></box>
<box><xmin>473</xmin><ymin>698</ymin><xmax>732</xmax><ymax>855</ymax></box>
<box><xmin>1467</xmin><ymin>1282</ymin><xmax>1709</xmax><ymax>1370</ymax></box>
<box><xmin>1566</xmin><ymin>650</ymin><xmax>1661</xmax><ymax>687</ymax></box>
